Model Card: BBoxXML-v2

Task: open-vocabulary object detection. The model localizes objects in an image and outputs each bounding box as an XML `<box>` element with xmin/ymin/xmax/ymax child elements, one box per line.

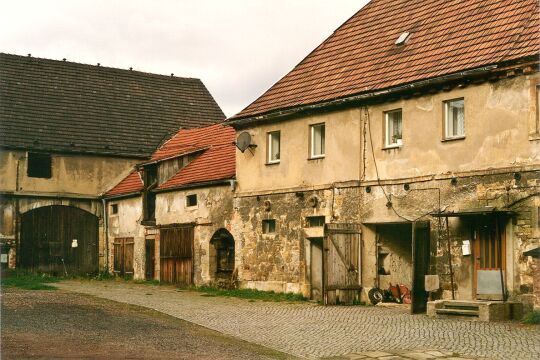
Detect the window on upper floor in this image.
<box><xmin>384</xmin><ymin>109</ymin><xmax>403</xmax><ymax>148</ymax></box>
<box><xmin>27</xmin><ymin>152</ymin><xmax>52</xmax><ymax>178</ymax></box>
<box><xmin>444</xmin><ymin>98</ymin><xmax>465</xmax><ymax>139</ymax></box>
<box><xmin>186</xmin><ymin>194</ymin><xmax>197</xmax><ymax>207</ymax></box>
<box><xmin>262</xmin><ymin>219</ymin><xmax>276</xmax><ymax>234</ymax></box>
<box><xmin>110</xmin><ymin>204</ymin><xmax>118</xmax><ymax>215</ymax></box>
<box><xmin>267</xmin><ymin>131</ymin><xmax>280</xmax><ymax>164</ymax></box>
<box><xmin>310</xmin><ymin>123</ymin><xmax>325</xmax><ymax>158</ymax></box>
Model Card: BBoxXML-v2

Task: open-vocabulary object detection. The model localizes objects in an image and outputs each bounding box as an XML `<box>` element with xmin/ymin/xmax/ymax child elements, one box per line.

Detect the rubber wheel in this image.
<box><xmin>368</xmin><ymin>288</ymin><xmax>384</xmax><ymax>305</ymax></box>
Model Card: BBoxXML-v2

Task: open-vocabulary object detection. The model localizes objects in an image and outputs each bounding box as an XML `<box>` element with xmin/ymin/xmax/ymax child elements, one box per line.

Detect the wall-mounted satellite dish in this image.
<box><xmin>235</xmin><ymin>131</ymin><xmax>257</xmax><ymax>153</ymax></box>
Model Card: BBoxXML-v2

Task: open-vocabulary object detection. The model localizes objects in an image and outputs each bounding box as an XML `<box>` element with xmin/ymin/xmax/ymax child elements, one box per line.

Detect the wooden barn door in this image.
<box><xmin>160</xmin><ymin>226</ymin><xmax>194</xmax><ymax>285</ymax></box>
<box><xmin>113</xmin><ymin>237</ymin><xmax>134</xmax><ymax>278</ymax></box>
<box><xmin>323</xmin><ymin>223</ymin><xmax>362</xmax><ymax>305</ymax></box>
<box><xmin>20</xmin><ymin>205</ymin><xmax>98</xmax><ymax>275</ymax></box>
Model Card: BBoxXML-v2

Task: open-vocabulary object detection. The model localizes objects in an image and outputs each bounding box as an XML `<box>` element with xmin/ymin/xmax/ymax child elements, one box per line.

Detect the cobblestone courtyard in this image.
<box><xmin>56</xmin><ymin>281</ymin><xmax>540</xmax><ymax>360</ymax></box>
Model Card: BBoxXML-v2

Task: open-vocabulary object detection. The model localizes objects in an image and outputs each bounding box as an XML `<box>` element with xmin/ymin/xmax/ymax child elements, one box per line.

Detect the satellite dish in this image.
<box><xmin>236</xmin><ymin>131</ymin><xmax>256</xmax><ymax>153</ymax></box>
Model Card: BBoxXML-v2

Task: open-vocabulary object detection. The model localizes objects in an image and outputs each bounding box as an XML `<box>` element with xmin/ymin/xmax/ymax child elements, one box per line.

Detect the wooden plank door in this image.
<box><xmin>411</xmin><ymin>222</ymin><xmax>430</xmax><ymax>314</ymax></box>
<box><xmin>145</xmin><ymin>239</ymin><xmax>155</xmax><ymax>280</ymax></box>
<box><xmin>323</xmin><ymin>223</ymin><xmax>362</xmax><ymax>305</ymax></box>
<box><xmin>474</xmin><ymin>216</ymin><xmax>506</xmax><ymax>300</ymax></box>
<box><xmin>20</xmin><ymin>205</ymin><xmax>98</xmax><ymax>275</ymax></box>
<box><xmin>160</xmin><ymin>226</ymin><xmax>194</xmax><ymax>285</ymax></box>
<box><xmin>310</xmin><ymin>238</ymin><xmax>323</xmax><ymax>301</ymax></box>
<box><xmin>113</xmin><ymin>237</ymin><xmax>134</xmax><ymax>278</ymax></box>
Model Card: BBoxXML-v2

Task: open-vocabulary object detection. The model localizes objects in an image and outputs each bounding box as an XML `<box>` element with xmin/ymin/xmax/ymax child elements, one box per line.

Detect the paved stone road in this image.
<box><xmin>56</xmin><ymin>281</ymin><xmax>540</xmax><ymax>360</ymax></box>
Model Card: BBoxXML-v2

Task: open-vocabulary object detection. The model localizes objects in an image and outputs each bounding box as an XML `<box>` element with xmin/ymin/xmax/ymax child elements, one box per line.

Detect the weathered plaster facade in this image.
<box><xmin>155</xmin><ymin>185</ymin><xmax>235</xmax><ymax>285</ymax></box>
<box><xmin>0</xmin><ymin>149</ymin><xmax>138</xmax><ymax>271</ymax></box>
<box><xmin>232</xmin><ymin>74</ymin><xmax>540</xmax><ymax>305</ymax></box>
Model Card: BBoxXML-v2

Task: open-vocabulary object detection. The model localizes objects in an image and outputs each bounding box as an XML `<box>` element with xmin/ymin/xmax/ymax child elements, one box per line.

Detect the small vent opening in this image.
<box><xmin>395</xmin><ymin>32</ymin><xmax>410</xmax><ymax>46</ymax></box>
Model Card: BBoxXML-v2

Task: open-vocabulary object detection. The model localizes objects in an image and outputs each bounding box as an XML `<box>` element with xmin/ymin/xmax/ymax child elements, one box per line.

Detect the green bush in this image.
<box><xmin>522</xmin><ymin>310</ymin><xmax>540</xmax><ymax>325</ymax></box>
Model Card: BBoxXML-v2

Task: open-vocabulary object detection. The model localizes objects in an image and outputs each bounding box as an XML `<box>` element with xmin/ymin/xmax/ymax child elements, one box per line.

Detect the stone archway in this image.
<box><xmin>20</xmin><ymin>205</ymin><xmax>99</xmax><ymax>275</ymax></box>
<box><xmin>209</xmin><ymin>228</ymin><xmax>235</xmax><ymax>284</ymax></box>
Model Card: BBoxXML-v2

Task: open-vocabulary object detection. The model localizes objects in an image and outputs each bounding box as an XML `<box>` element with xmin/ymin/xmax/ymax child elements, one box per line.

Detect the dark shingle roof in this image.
<box><xmin>231</xmin><ymin>0</ymin><xmax>540</xmax><ymax>120</ymax></box>
<box><xmin>0</xmin><ymin>53</ymin><xmax>225</xmax><ymax>158</ymax></box>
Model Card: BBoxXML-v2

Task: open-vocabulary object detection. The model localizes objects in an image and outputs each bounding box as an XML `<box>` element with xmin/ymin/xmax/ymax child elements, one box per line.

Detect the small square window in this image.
<box><xmin>262</xmin><ymin>219</ymin><xmax>276</xmax><ymax>234</ymax></box>
<box><xmin>267</xmin><ymin>131</ymin><xmax>280</xmax><ymax>164</ymax></box>
<box><xmin>385</xmin><ymin>109</ymin><xmax>402</xmax><ymax>147</ymax></box>
<box><xmin>110</xmin><ymin>204</ymin><xmax>118</xmax><ymax>215</ymax></box>
<box><xmin>307</xmin><ymin>216</ymin><xmax>325</xmax><ymax>227</ymax></box>
<box><xmin>27</xmin><ymin>152</ymin><xmax>52</xmax><ymax>178</ymax></box>
<box><xmin>186</xmin><ymin>194</ymin><xmax>198</xmax><ymax>207</ymax></box>
<box><xmin>310</xmin><ymin>123</ymin><xmax>325</xmax><ymax>158</ymax></box>
<box><xmin>444</xmin><ymin>99</ymin><xmax>465</xmax><ymax>139</ymax></box>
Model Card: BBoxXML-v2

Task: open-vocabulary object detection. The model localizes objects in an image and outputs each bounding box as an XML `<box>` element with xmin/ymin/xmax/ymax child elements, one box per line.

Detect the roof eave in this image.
<box><xmin>154</xmin><ymin>178</ymin><xmax>234</xmax><ymax>194</ymax></box>
<box><xmin>227</xmin><ymin>57</ymin><xmax>539</xmax><ymax>128</ymax></box>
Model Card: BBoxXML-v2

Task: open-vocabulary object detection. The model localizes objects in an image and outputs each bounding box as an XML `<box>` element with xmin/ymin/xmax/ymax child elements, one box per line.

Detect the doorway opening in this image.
<box><xmin>210</xmin><ymin>229</ymin><xmax>235</xmax><ymax>285</ymax></box>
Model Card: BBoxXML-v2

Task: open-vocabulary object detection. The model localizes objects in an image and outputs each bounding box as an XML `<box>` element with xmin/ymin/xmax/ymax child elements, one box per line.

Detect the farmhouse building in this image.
<box><xmin>226</xmin><ymin>0</ymin><xmax>540</xmax><ymax>316</ymax></box>
<box><xmin>0</xmin><ymin>53</ymin><xmax>224</xmax><ymax>275</ymax></box>
<box><xmin>104</xmin><ymin>124</ymin><xmax>236</xmax><ymax>284</ymax></box>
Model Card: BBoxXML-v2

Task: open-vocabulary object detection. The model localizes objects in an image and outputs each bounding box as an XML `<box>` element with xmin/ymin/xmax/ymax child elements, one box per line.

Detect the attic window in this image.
<box><xmin>395</xmin><ymin>32</ymin><xmax>410</xmax><ymax>46</ymax></box>
<box><xmin>27</xmin><ymin>152</ymin><xmax>52</xmax><ymax>178</ymax></box>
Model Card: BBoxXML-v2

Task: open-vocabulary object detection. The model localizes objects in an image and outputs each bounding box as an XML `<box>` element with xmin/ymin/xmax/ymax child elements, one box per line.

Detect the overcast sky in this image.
<box><xmin>1</xmin><ymin>0</ymin><xmax>368</xmax><ymax>117</ymax></box>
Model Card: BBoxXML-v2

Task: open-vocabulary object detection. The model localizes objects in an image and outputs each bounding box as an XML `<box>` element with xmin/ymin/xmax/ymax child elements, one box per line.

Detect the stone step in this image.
<box><xmin>442</xmin><ymin>301</ymin><xmax>480</xmax><ymax>310</ymax></box>
<box><xmin>436</xmin><ymin>308</ymin><xmax>479</xmax><ymax>317</ymax></box>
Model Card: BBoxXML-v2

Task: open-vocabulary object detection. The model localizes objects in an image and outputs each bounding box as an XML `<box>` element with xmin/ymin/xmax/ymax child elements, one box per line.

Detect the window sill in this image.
<box><xmin>529</xmin><ymin>133</ymin><xmax>540</xmax><ymax>141</ymax></box>
<box><xmin>141</xmin><ymin>220</ymin><xmax>156</xmax><ymax>226</ymax></box>
<box><xmin>308</xmin><ymin>155</ymin><xmax>325</xmax><ymax>161</ymax></box>
<box><xmin>442</xmin><ymin>136</ymin><xmax>465</xmax><ymax>142</ymax></box>
<box><xmin>265</xmin><ymin>161</ymin><xmax>280</xmax><ymax>166</ymax></box>
<box><xmin>382</xmin><ymin>144</ymin><xmax>402</xmax><ymax>150</ymax></box>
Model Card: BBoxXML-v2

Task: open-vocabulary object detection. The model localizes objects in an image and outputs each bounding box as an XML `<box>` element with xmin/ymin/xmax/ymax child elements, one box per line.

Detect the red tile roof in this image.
<box><xmin>104</xmin><ymin>124</ymin><xmax>236</xmax><ymax>197</ymax></box>
<box><xmin>157</xmin><ymin>124</ymin><xmax>236</xmax><ymax>190</ymax></box>
<box><xmin>232</xmin><ymin>0</ymin><xmax>540</xmax><ymax>120</ymax></box>
<box><xmin>104</xmin><ymin>169</ymin><xmax>143</xmax><ymax>198</ymax></box>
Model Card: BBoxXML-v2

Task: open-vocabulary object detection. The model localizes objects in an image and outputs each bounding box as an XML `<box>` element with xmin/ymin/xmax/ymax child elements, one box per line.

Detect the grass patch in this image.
<box><xmin>522</xmin><ymin>310</ymin><xmax>540</xmax><ymax>325</ymax></box>
<box><xmin>194</xmin><ymin>286</ymin><xmax>307</xmax><ymax>302</ymax></box>
<box><xmin>1</xmin><ymin>270</ymin><xmax>60</xmax><ymax>290</ymax></box>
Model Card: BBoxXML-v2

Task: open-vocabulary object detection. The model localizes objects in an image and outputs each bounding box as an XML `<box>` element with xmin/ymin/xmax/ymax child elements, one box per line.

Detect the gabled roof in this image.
<box><xmin>104</xmin><ymin>124</ymin><xmax>235</xmax><ymax>197</ymax></box>
<box><xmin>156</xmin><ymin>124</ymin><xmax>236</xmax><ymax>190</ymax></box>
<box><xmin>0</xmin><ymin>53</ymin><xmax>225</xmax><ymax>158</ymax></box>
<box><xmin>104</xmin><ymin>169</ymin><xmax>144</xmax><ymax>198</ymax></box>
<box><xmin>231</xmin><ymin>0</ymin><xmax>540</xmax><ymax>121</ymax></box>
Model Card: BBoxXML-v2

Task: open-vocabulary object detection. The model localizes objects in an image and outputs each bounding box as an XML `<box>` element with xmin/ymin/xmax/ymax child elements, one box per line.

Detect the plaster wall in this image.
<box><xmin>0</xmin><ymin>150</ymin><xmax>138</xmax><ymax>196</ymax></box>
<box><xmin>107</xmin><ymin>196</ymin><xmax>146</xmax><ymax>279</ymax></box>
<box><xmin>155</xmin><ymin>185</ymin><xmax>234</xmax><ymax>285</ymax></box>
<box><xmin>235</xmin><ymin>108</ymin><xmax>361</xmax><ymax>193</ymax></box>
<box><xmin>363</xmin><ymin>75</ymin><xmax>540</xmax><ymax>181</ymax></box>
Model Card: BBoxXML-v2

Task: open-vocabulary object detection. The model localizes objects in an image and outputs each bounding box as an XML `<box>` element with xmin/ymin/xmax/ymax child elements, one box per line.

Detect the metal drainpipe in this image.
<box><xmin>102</xmin><ymin>198</ymin><xmax>109</xmax><ymax>273</ymax></box>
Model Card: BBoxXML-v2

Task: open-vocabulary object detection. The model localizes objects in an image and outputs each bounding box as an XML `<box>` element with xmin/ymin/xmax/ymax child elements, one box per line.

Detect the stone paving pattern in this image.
<box><xmin>56</xmin><ymin>281</ymin><xmax>540</xmax><ymax>360</ymax></box>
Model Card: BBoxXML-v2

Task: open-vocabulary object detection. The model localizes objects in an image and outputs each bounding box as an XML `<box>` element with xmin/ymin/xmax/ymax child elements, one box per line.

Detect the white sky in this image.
<box><xmin>1</xmin><ymin>0</ymin><xmax>368</xmax><ymax>117</ymax></box>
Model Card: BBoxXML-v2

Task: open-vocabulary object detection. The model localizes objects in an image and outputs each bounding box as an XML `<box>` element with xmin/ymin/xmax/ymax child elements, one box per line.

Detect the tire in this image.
<box><xmin>368</xmin><ymin>287</ymin><xmax>384</xmax><ymax>305</ymax></box>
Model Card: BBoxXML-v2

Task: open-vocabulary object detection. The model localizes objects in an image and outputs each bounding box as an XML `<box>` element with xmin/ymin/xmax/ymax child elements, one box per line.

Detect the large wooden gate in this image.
<box><xmin>323</xmin><ymin>223</ymin><xmax>362</xmax><ymax>305</ymax></box>
<box><xmin>113</xmin><ymin>237</ymin><xmax>134</xmax><ymax>278</ymax></box>
<box><xmin>20</xmin><ymin>205</ymin><xmax>99</xmax><ymax>275</ymax></box>
<box><xmin>160</xmin><ymin>226</ymin><xmax>194</xmax><ymax>285</ymax></box>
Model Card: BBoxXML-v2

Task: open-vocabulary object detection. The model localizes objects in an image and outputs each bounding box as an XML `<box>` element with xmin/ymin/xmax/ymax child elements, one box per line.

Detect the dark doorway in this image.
<box><xmin>210</xmin><ymin>229</ymin><xmax>235</xmax><ymax>282</ymax></box>
<box><xmin>411</xmin><ymin>222</ymin><xmax>431</xmax><ymax>314</ymax></box>
<box><xmin>145</xmin><ymin>238</ymin><xmax>155</xmax><ymax>280</ymax></box>
<box><xmin>160</xmin><ymin>226</ymin><xmax>194</xmax><ymax>285</ymax></box>
<box><xmin>113</xmin><ymin>237</ymin><xmax>134</xmax><ymax>278</ymax></box>
<box><xmin>20</xmin><ymin>205</ymin><xmax>99</xmax><ymax>275</ymax></box>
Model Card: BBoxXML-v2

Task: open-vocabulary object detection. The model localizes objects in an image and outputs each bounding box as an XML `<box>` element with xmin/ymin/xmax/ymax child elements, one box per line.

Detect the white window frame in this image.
<box><xmin>310</xmin><ymin>123</ymin><xmax>325</xmax><ymax>158</ymax></box>
<box><xmin>267</xmin><ymin>131</ymin><xmax>280</xmax><ymax>164</ymax></box>
<box><xmin>444</xmin><ymin>98</ymin><xmax>465</xmax><ymax>139</ymax></box>
<box><xmin>384</xmin><ymin>109</ymin><xmax>403</xmax><ymax>148</ymax></box>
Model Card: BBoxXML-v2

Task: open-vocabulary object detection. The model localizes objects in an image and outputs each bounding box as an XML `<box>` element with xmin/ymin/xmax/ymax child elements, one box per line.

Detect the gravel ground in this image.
<box><xmin>1</xmin><ymin>288</ymin><xmax>294</xmax><ymax>359</ymax></box>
